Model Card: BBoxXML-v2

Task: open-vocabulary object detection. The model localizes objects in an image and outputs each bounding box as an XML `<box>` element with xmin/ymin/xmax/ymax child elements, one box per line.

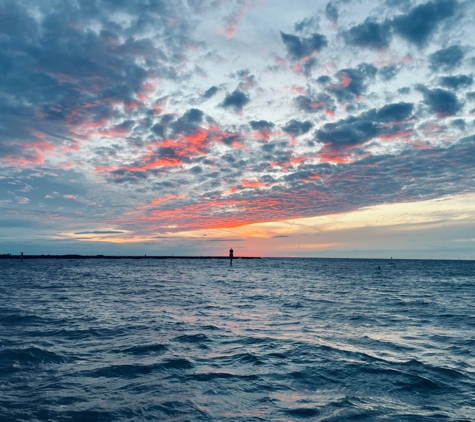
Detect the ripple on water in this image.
<box><xmin>0</xmin><ymin>258</ymin><xmax>474</xmax><ymax>420</ymax></box>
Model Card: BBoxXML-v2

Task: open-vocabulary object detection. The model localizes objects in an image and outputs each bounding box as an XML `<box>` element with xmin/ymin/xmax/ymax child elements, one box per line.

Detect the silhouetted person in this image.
<box><xmin>378</xmin><ymin>266</ymin><xmax>381</xmax><ymax>270</ymax></box>
<box><xmin>229</xmin><ymin>248</ymin><xmax>233</xmax><ymax>266</ymax></box>
<box><xmin>20</xmin><ymin>252</ymin><xmax>23</xmax><ymax>262</ymax></box>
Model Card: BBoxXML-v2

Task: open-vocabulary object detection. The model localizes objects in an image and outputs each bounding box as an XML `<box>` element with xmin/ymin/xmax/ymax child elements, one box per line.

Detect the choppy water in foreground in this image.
<box><xmin>1</xmin><ymin>258</ymin><xmax>474</xmax><ymax>421</ymax></box>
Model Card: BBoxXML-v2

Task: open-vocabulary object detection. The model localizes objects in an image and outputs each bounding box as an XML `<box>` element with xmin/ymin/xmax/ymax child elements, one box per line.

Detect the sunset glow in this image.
<box><xmin>1</xmin><ymin>0</ymin><xmax>474</xmax><ymax>258</ymax></box>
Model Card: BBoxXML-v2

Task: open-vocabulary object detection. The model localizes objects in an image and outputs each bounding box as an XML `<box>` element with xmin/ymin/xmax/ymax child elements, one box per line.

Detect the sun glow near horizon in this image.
<box><xmin>50</xmin><ymin>193</ymin><xmax>475</xmax><ymax>259</ymax></box>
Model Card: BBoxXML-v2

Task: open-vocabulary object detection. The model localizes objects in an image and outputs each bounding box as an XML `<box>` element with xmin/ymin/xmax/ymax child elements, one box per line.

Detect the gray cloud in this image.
<box><xmin>295</xmin><ymin>93</ymin><xmax>335</xmax><ymax>113</ymax></box>
<box><xmin>280</xmin><ymin>32</ymin><xmax>328</xmax><ymax>60</ymax></box>
<box><xmin>170</xmin><ymin>109</ymin><xmax>204</xmax><ymax>135</ymax></box>
<box><xmin>294</xmin><ymin>15</ymin><xmax>320</xmax><ymax>33</ymax></box>
<box><xmin>0</xmin><ymin>0</ymin><xmax>199</xmax><ymax>162</ymax></box>
<box><xmin>204</xmin><ymin>86</ymin><xmax>219</xmax><ymax>98</ymax></box>
<box><xmin>221</xmin><ymin>90</ymin><xmax>250</xmax><ymax>112</ymax></box>
<box><xmin>439</xmin><ymin>75</ymin><xmax>473</xmax><ymax>90</ymax></box>
<box><xmin>343</xmin><ymin>19</ymin><xmax>392</xmax><ymax>49</ymax></box>
<box><xmin>451</xmin><ymin>119</ymin><xmax>466</xmax><ymax>130</ymax></box>
<box><xmin>329</xmin><ymin>63</ymin><xmax>378</xmax><ymax>101</ymax></box>
<box><xmin>250</xmin><ymin>120</ymin><xmax>275</xmax><ymax>131</ymax></box>
<box><xmin>316</xmin><ymin>102</ymin><xmax>414</xmax><ymax>147</ymax></box>
<box><xmin>317</xmin><ymin>75</ymin><xmax>332</xmax><ymax>85</ymax></box>
<box><xmin>325</xmin><ymin>2</ymin><xmax>339</xmax><ymax>24</ymax></box>
<box><xmin>417</xmin><ymin>86</ymin><xmax>461</xmax><ymax>116</ymax></box>
<box><xmin>429</xmin><ymin>45</ymin><xmax>464</xmax><ymax>71</ymax></box>
<box><xmin>282</xmin><ymin>120</ymin><xmax>313</xmax><ymax>136</ymax></box>
<box><xmin>391</xmin><ymin>0</ymin><xmax>457</xmax><ymax>46</ymax></box>
<box><xmin>379</xmin><ymin>65</ymin><xmax>400</xmax><ymax>80</ymax></box>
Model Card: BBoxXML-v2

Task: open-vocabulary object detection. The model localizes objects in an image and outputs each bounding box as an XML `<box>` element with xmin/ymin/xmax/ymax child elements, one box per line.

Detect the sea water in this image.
<box><xmin>1</xmin><ymin>258</ymin><xmax>474</xmax><ymax>421</ymax></box>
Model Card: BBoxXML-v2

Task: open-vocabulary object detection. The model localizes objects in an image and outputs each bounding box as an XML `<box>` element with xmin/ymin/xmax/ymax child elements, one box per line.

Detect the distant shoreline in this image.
<box><xmin>0</xmin><ymin>255</ymin><xmax>260</xmax><ymax>260</ymax></box>
<box><xmin>1</xmin><ymin>255</ymin><xmax>472</xmax><ymax>261</ymax></box>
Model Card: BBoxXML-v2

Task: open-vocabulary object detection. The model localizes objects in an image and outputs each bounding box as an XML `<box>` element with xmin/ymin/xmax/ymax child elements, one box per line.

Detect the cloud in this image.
<box><xmin>249</xmin><ymin>120</ymin><xmax>275</xmax><ymax>131</ymax></box>
<box><xmin>108</xmin><ymin>137</ymin><xmax>475</xmax><ymax>233</ymax></box>
<box><xmin>234</xmin><ymin>69</ymin><xmax>257</xmax><ymax>90</ymax></box>
<box><xmin>329</xmin><ymin>63</ymin><xmax>378</xmax><ymax>101</ymax></box>
<box><xmin>325</xmin><ymin>2</ymin><xmax>338</xmax><ymax>24</ymax></box>
<box><xmin>280</xmin><ymin>32</ymin><xmax>328</xmax><ymax>60</ymax></box>
<box><xmin>317</xmin><ymin>75</ymin><xmax>332</xmax><ymax>85</ymax></box>
<box><xmin>316</xmin><ymin>102</ymin><xmax>414</xmax><ymax>148</ymax></box>
<box><xmin>343</xmin><ymin>19</ymin><xmax>392</xmax><ymax>49</ymax></box>
<box><xmin>207</xmin><ymin>238</ymin><xmax>244</xmax><ymax>242</ymax></box>
<box><xmin>282</xmin><ymin>120</ymin><xmax>313</xmax><ymax>136</ymax></box>
<box><xmin>0</xmin><ymin>219</ymin><xmax>36</xmax><ymax>228</ymax></box>
<box><xmin>451</xmin><ymin>119</ymin><xmax>466</xmax><ymax>130</ymax></box>
<box><xmin>379</xmin><ymin>65</ymin><xmax>400</xmax><ymax>80</ymax></box>
<box><xmin>375</xmin><ymin>102</ymin><xmax>414</xmax><ymax>122</ymax></box>
<box><xmin>439</xmin><ymin>75</ymin><xmax>473</xmax><ymax>90</ymax></box>
<box><xmin>1</xmin><ymin>0</ymin><xmax>475</xmax><ymax>256</ymax></box>
<box><xmin>189</xmin><ymin>165</ymin><xmax>204</xmax><ymax>174</ymax></box>
<box><xmin>429</xmin><ymin>45</ymin><xmax>464</xmax><ymax>71</ymax></box>
<box><xmin>294</xmin><ymin>14</ymin><xmax>320</xmax><ymax>33</ymax></box>
<box><xmin>220</xmin><ymin>0</ymin><xmax>259</xmax><ymax>39</ymax></box>
<box><xmin>74</xmin><ymin>230</ymin><xmax>126</xmax><ymax>234</ymax></box>
<box><xmin>204</xmin><ymin>86</ymin><xmax>219</xmax><ymax>98</ymax></box>
<box><xmin>417</xmin><ymin>86</ymin><xmax>461</xmax><ymax>116</ymax></box>
<box><xmin>170</xmin><ymin>109</ymin><xmax>204</xmax><ymax>135</ymax></box>
<box><xmin>295</xmin><ymin>94</ymin><xmax>334</xmax><ymax>113</ymax></box>
<box><xmin>0</xmin><ymin>0</ymin><xmax>199</xmax><ymax>165</ymax></box>
<box><xmin>221</xmin><ymin>90</ymin><xmax>250</xmax><ymax>112</ymax></box>
<box><xmin>151</xmin><ymin>123</ymin><xmax>166</xmax><ymax>137</ymax></box>
<box><xmin>391</xmin><ymin>0</ymin><xmax>457</xmax><ymax>46</ymax></box>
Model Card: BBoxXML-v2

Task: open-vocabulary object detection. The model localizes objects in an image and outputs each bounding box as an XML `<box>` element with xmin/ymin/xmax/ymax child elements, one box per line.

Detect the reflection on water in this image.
<box><xmin>1</xmin><ymin>258</ymin><xmax>474</xmax><ymax>420</ymax></box>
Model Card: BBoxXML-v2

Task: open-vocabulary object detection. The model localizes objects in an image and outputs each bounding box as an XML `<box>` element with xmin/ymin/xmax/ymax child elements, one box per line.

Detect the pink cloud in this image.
<box><xmin>240</xmin><ymin>179</ymin><xmax>265</xmax><ymax>188</ymax></box>
<box><xmin>341</xmin><ymin>72</ymin><xmax>352</xmax><ymax>88</ymax></box>
<box><xmin>220</xmin><ymin>0</ymin><xmax>262</xmax><ymax>39</ymax></box>
<box><xmin>379</xmin><ymin>130</ymin><xmax>414</xmax><ymax>140</ymax></box>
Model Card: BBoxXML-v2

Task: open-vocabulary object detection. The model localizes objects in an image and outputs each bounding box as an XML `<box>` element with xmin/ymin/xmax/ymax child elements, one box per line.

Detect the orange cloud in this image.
<box><xmin>142</xmin><ymin>194</ymin><xmax>185</xmax><ymax>208</ymax></box>
<box><xmin>125</xmin><ymin>157</ymin><xmax>184</xmax><ymax>172</ymax></box>
<box><xmin>240</xmin><ymin>179</ymin><xmax>265</xmax><ymax>188</ymax></box>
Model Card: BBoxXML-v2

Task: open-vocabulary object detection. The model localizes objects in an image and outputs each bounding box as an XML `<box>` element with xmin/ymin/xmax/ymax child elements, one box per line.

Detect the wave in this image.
<box><xmin>120</xmin><ymin>343</ymin><xmax>168</xmax><ymax>355</ymax></box>
<box><xmin>84</xmin><ymin>358</ymin><xmax>194</xmax><ymax>378</ymax></box>
<box><xmin>0</xmin><ymin>346</ymin><xmax>70</xmax><ymax>372</ymax></box>
<box><xmin>1</xmin><ymin>258</ymin><xmax>474</xmax><ymax>421</ymax></box>
<box><xmin>175</xmin><ymin>333</ymin><xmax>211</xmax><ymax>343</ymax></box>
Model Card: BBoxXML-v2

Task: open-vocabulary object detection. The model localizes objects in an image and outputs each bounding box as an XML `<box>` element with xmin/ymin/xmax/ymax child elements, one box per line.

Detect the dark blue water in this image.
<box><xmin>1</xmin><ymin>258</ymin><xmax>474</xmax><ymax>421</ymax></box>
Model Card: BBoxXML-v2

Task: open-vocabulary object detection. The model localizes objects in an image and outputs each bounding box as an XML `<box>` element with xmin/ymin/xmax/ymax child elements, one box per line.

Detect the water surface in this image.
<box><xmin>1</xmin><ymin>258</ymin><xmax>474</xmax><ymax>421</ymax></box>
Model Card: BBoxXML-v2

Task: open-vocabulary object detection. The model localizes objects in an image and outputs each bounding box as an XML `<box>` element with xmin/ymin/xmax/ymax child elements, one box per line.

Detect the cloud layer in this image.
<box><xmin>1</xmin><ymin>0</ymin><xmax>474</xmax><ymax>255</ymax></box>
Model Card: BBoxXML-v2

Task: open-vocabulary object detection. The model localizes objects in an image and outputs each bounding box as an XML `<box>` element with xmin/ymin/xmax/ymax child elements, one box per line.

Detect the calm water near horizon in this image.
<box><xmin>1</xmin><ymin>258</ymin><xmax>474</xmax><ymax>421</ymax></box>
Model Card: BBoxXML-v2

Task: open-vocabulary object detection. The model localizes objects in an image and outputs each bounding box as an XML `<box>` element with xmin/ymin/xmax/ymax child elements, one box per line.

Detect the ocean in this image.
<box><xmin>1</xmin><ymin>258</ymin><xmax>474</xmax><ymax>421</ymax></box>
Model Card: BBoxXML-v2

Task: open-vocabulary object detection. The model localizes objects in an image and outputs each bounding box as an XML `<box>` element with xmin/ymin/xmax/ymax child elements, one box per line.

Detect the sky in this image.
<box><xmin>0</xmin><ymin>0</ymin><xmax>474</xmax><ymax>258</ymax></box>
